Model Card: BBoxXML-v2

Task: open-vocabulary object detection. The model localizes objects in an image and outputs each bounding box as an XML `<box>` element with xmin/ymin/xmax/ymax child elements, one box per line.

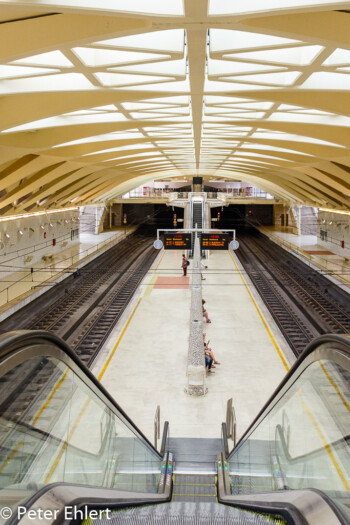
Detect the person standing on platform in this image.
<box><xmin>182</xmin><ymin>254</ymin><xmax>189</xmax><ymax>276</ymax></box>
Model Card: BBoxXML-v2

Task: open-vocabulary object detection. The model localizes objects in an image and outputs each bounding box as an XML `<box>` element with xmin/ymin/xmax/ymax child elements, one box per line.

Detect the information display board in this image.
<box><xmin>201</xmin><ymin>233</ymin><xmax>229</xmax><ymax>250</ymax></box>
<box><xmin>164</xmin><ymin>233</ymin><xmax>192</xmax><ymax>250</ymax></box>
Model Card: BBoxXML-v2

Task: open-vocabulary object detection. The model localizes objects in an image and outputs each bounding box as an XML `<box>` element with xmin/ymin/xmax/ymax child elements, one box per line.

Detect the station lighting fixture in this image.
<box><xmin>0</xmin><ymin>207</ymin><xmax>78</xmax><ymax>223</ymax></box>
<box><xmin>18</xmin><ymin>230</ymin><xmax>23</xmax><ymax>236</ymax></box>
<box><xmin>49</xmin><ymin>223</ymin><xmax>53</xmax><ymax>228</ymax></box>
<box><xmin>40</xmin><ymin>225</ymin><xmax>45</xmax><ymax>230</ymax></box>
<box><xmin>319</xmin><ymin>208</ymin><xmax>350</xmax><ymax>216</ymax></box>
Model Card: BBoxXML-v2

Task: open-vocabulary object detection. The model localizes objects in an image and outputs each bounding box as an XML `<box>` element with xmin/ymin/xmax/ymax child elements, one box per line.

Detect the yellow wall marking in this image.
<box><xmin>229</xmin><ymin>251</ymin><xmax>289</xmax><ymax>372</ymax></box>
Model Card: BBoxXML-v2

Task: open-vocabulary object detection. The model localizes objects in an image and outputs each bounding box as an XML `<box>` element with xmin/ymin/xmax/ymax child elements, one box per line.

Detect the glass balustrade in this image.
<box><xmin>0</xmin><ymin>339</ymin><xmax>162</xmax><ymax>523</ymax></box>
<box><xmin>227</xmin><ymin>343</ymin><xmax>350</xmax><ymax>520</ymax></box>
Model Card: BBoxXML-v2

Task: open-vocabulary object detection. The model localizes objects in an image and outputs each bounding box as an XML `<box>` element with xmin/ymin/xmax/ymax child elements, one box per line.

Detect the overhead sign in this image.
<box><xmin>201</xmin><ymin>233</ymin><xmax>229</xmax><ymax>250</ymax></box>
<box><xmin>164</xmin><ymin>233</ymin><xmax>192</xmax><ymax>250</ymax></box>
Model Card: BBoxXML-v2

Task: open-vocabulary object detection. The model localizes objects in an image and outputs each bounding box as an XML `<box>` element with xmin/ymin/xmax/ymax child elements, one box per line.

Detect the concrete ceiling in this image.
<box><xmin>0</xmin><ymin>0</ymin><xmax>350</xmax><ymax>213</ymax></box>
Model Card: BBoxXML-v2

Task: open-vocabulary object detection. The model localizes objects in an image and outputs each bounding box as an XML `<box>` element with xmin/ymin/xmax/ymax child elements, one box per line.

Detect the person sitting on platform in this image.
<box><xmin>205</xmin><ymin>354</ymin><xmax>214</xmax><ymax>373</ymax></box>
<box><xmin>203</xmin><ymin>333</ymin><xmax>220</xmax><ymax>366</ymax></box>
<box><xmin>201</xmin><ymin>261</ymin><xmax>208</xmax><ymax>281</ymax></box>
<box><xmin>202</xmin><ymin>299</ymin><xmax>211</xmax><ymax>323</ymax></box>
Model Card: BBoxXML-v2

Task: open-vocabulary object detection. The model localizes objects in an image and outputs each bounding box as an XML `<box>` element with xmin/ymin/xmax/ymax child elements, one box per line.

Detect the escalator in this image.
<box><xmin>190</xmin><ymin>199</ymin><xmax>204</xmax><ymax>257</ymax></box>
<box><xmin>0</xmin><ymin>331</ymin><xmax>349</xmax><ymax>524</ymax></box>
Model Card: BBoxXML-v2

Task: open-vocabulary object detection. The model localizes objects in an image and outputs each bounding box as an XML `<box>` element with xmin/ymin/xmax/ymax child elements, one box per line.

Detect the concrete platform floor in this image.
<box><xmin>95</xmin><ymin>248</ymin><xmax>292</xmax><ymax>444</ymax></box>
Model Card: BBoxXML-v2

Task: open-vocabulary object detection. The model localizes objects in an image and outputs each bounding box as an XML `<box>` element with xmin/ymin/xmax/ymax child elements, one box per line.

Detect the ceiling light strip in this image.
<box><xmin>0</xmin><ymin>207</ymin><xmax>79</xmax><ymax>223</ymax></box>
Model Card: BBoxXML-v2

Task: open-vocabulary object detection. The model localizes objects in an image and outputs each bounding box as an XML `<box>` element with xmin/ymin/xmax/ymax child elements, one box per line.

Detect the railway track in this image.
<box><xmin>236</xmin><ymin>229</ymin><xmax>350</xmax><ymax>356</ymax></box>
<box><xmin>0</xmin><ymin>227</ymin><xmax>159</xmax><ymax>480</ymax></box>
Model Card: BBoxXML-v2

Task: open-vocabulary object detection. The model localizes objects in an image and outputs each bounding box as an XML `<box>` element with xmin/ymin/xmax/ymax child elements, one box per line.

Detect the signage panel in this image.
<box><xmin>201</xmin><ymin>233</ymin><xmax>229</xmax><ymax>250</ymax></box>
<box><xmin>164</xmin><ymin>233</ymin><xmax>192</xmax><ymax>250</ymax></box>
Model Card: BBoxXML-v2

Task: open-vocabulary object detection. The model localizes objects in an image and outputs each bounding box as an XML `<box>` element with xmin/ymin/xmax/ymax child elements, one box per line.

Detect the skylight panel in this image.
<box><xmin>269</xmin><ymin>113</ymin><xmax>347</xmax><ymax>125</ymax></box>
<box><xmin>0</xmin><ymin>65</ymin><xmax>58</xmax><ymax>79</ymax></box>
<box><xmin>210</xmin><ymin>29</ymin><xmax>300</xmax><ymax>54</ymax></box>
<box><xmin>0</xmin><ymin>73</ymin><xmax>93</xmax><ymax>94</ymax></box>
<box><xmin>322</xmin><ymin>48</ymin><xmax>350</xmax><ymax>66</ymax></box>
<box><xmin>250</xmin><ymin>131</ymin><xmax>346</xmax><ymax>147</ymax></box>
<box><xmin>225</xmin><ymin>71</ymin><xmax>300</xmax><ymax>86</ymax></box>
<box><xmin>224</xmin><ymin>46</ymin><xmax>323</xmax><ymax>66</ymax></box>
<box><xmin>20</xmin><ymin>0</ymin><xmax>184</xmax><ymax>16</ymax></box>
<box><xmin>208</xmin><ymin>59</ymin><xmax>284</xmax><ymax>76</ymax></box>
<box><xmin>301</xmin><ymin>72</ymin><xmax>350</xmax><ymax>89</ymax></box>
<box><xmin>205</xmin><ymin>96</ymin><xmax>253</xmax><ymax>104</ymax></box>
<box><xmin>142</xmin><ymin>96</ymin><xmax>190</xmax><ymax>105</ymax></box>
<box><xmin>211</xmin><ymin>111</ymin><xmax>267</xmax><ymax>119</ymax></box>
<box><xmin>11</xmin><ymin>51</ymin><xmax>73</xmax><ymax>68</ymax></box>
<box><xmin>111</xmin><ymin>57</ymin><xmax>186</xmax><ymax>76</ymax></box>
<box><xmin>130</xmin><ymin>78</ymin><xmax>191</xmax><ymax>92</ymax></box>
<box><xmin>94</xmin><ymin>72</ymin><xmax>172</xmax><ymax>87</ymax></box>
<box><xmin>240</xmin><ymin>143</ymin><xmax>313</xmax><ymax>155</ymax></box>
<box><xmin>97</xmin><ymin>30</ymin><xmax>185</xmax><ymax>53</ymax></box>
<box><xmin>2</xmin><ymin>112</ymin><xmax>130</xmax><ymax>134</ymax></box>
<box><xmin>209</xmin><ymin>0</ymin><xmax>344</xmax><ymax>15</ymax></box>
<box><xmin>72</xmin><ymin>47</ymin><xmax>167</xmax><ymax>67</ymax></box>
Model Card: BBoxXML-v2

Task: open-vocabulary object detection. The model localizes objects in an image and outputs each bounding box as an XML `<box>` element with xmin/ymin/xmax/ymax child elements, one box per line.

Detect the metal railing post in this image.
<box><xmin>226</xmin><ymin>398</ymin><xmax>237</xmax><ymax>447</ymax></box>
<box><xmin>154</xmin><ymin>405</ymin><xmax>160</xmax><ymax>449</ymax></box>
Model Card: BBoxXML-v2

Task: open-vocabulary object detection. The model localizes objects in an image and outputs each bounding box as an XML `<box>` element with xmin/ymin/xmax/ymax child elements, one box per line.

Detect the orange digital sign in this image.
<box><xmin>164</xmin><ymin>233</ymin><xmax>192</xmax><ymax>250</ymax></box>
<box><xmin>201</xmin><ymin>233</ymin><xmax>229</xmax><ymax>250</ymax></box>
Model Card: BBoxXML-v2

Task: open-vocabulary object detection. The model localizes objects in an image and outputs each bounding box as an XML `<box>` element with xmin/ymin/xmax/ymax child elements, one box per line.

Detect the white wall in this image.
<box><xmin>0</xmin><ymin>210</ymin><xmax>80</xmax><ymax>275</ymax></box>
<box><xmin>317</xmin><ymin>211</ymin><xmax>350</xmax><ymax>258</ymax></box>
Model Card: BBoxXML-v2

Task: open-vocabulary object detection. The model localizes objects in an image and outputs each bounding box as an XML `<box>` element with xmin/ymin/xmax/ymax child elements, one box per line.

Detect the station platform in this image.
<box><xmin>93</xmin><ymin>247</ymin><xmax>293</xmax><ymax>444</ymax></box>
<box><xmin>0</xmin><ymin>227</ymin><xmax>136</xmax><ymax>321</ymax></box>
<box><xmin>259</xmin><ymin>227</ymin><xmax>350</xmax><ymax>291</ymax></box>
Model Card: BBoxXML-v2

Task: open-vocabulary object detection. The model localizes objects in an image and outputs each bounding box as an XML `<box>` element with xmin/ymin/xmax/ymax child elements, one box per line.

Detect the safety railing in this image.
<box><xmin>259</xmin><ymin>227</ymin><xmax>350</xmax><ymax>285</ymax></box>
<box><xmin>0</xmin><ymin>229</ymin><xmax>134</xmax><ymax>309</ymax></box>
<box><xmin>0</xmin><ymin>330</ymin><xmax>172</xmax><ymax>522</ymax></box>
<box><xmin>121</xmin><ymin>189</ymin><xmax>178</xmax><ymax>199</ymax></box>
<box><xmin>218</xmin><ymin>334</ymin><xmax>350</xmax><ymax>525</ymax></box>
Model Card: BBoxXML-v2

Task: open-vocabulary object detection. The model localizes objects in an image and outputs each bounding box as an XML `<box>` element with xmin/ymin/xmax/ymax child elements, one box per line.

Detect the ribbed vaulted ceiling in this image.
<box><xmin>0</xmin><ymin>0</ymin><xmax>350</xmax><ymax>213</ymax></box>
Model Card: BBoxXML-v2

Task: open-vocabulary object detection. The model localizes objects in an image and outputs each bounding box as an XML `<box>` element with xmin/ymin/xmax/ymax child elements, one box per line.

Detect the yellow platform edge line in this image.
<box><xmin>229</xmin><ymin>251</ymin><xmax>289</xmax><ymax>372</ymax></box>
<box><xmin>98</xmin><ymin>297</ymin><xmax>142</xmax><ymax>382</ymax></box>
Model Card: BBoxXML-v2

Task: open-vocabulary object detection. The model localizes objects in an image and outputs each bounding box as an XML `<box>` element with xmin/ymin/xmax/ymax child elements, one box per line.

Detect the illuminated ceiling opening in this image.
<box><xmin>0</xmin><ymin>0</ymin><xmax>350</xmax><ymax>213</ymax></box>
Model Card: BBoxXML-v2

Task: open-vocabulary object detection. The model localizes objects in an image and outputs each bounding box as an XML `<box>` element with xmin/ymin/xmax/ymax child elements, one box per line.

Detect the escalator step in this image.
<box><xmin>172</xmin><ymin>474</ymin><xmax>217</xmax><ymax>503</ymax></box>
<box><xmin>84</xmin><ymin>502</ymin><xmax>287</xmax><ymax>524</ymax></box>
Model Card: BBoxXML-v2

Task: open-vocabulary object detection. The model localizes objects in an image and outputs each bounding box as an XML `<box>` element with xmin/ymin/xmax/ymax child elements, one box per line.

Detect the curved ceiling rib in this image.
<box><xmin>0</xmin><ymin>0</ymin><xmax>349</xmax><ymax>212</ymax></box>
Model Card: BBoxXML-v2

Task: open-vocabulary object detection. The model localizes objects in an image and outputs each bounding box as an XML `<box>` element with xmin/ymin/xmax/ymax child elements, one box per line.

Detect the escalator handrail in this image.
<box><xmin>227</xmin><ymin>333</ymin><xmax>350</xmax><ymax>460</ymax></box>
<box><xmin>217</xmin><ymin>453</ymin><xmax>347</xmax><ymax>525</ymax></box>
<box><xmin>6</xmin><ymin>480</ymin><xmax>172</xmax><ymax>525</ymax></box>
<box><xmin>0</xmin><ymin>330</ymin><xmax>161</xmax><ymax>458</ymax></box>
